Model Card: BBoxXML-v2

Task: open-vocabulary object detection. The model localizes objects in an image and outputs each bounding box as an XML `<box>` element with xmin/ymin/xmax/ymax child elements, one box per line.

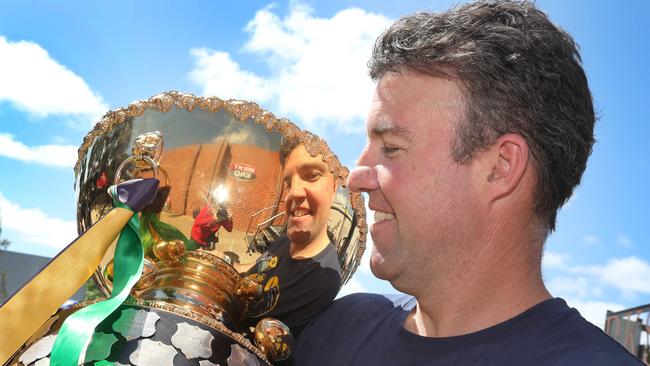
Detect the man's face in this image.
<box><xmin>283</xmin><ymin>144</ymin><xmax>336</xmax><ymax>247</ymax></box>
<box><xmin>347</xmin><ymin>72</ymin><xmax>482</xmax><ymax>293</ymax></box>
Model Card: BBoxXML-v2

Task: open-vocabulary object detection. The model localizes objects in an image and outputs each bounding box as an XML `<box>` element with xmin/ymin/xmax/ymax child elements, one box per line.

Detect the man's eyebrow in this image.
<box><xmin>371</xmin><ymin>121</ymin><xmax>413</xmax><ymax>142</ymax></box>
<box><xmin>283</xmin><ymin>162</ymin><xmax>328</xmax><ymax>182</ymax></box>
<box><xmin>298</xmin><ymin>162</ymin><xmax>328</xmax><ymax>172</ymax></box>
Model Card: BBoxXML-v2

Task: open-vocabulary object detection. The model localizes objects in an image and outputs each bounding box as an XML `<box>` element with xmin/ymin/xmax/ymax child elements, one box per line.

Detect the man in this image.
<box><xmin>245</xmin><ymin>140</ymin><xmax>342</xmax><ymax>336</ymax></box>
<box><xmin>190</xmin><ymin>200</ymin><xmax>233</xmax><ymax>250</ymax></box>
<box><xmin>293</xmin><ymin>1</ymin><xmax>642</xmax><ymax>365</ymax></box>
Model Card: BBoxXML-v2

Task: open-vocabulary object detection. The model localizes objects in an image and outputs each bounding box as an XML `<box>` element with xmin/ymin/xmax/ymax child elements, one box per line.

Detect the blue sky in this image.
<box><xmin>0</xmin><ymin>1</ymin><xmax>648</xmax><ymax>328</ymax></box>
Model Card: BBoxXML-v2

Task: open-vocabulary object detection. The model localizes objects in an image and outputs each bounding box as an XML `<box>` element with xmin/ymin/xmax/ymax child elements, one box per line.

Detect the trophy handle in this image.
<box><xmin>114</xmin><ymin>155</ymin><xmax>159</xmax><ymax>183</ymax></box>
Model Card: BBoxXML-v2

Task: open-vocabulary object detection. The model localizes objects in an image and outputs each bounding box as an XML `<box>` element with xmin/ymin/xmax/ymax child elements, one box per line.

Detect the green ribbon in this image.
<box><xmin>140</xmin><ymin>212</ymin><xmax>197</xmax><ymax>254</ymax></box>
<box><xmin>50</xmin><ymin>186</ymin><xmax>144</xmax><ymax>366</ymax></box>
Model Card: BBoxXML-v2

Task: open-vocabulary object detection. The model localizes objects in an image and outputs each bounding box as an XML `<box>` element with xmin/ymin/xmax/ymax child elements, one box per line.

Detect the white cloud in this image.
<box><xmin>580</xmin><ymin>257</ymin><xmax>650</xmax><ymax>296</ymax></box>
<box><xmin>583</xmin><ymin>235</ymin><xmax>599</xmax><ymax>245</ymax></box>
<box><xmin>542</xmin><ymin>251</ymin><xmax>569</xmax><ymax>270</ymax></box>
<box><xmin>0</xmin><ymin>191</ymin><xmax>76</xmax><ymax>248</ymax></box>
<box><xmin>0</xmin><ymin>133</ymin><xmax>77</xmax><ymax>168</ymax></box>
<box><xmin>565</xmin><ymin>298</ymin><xmax>625</xmax><ymax>329</ymax></box>
<box><xmin>189</xmin><ymin>49</ymin><xmax>274</xmax><ymax>103</ymax></box>
<box><xmin>542</xmin><ymin>251</ymin><xmax>650</xmax><ymax>329</ymax></box>
<box><xmin>0</xmin><ymin>36</ymin><xmax>107</xmax><ymax>122</ymax></box>
<box><xmin>547</xmin><ymin>276</ymin><xmax>591</xmax><ymax>298</ymax></box>
<box><xmin>189</xmin><ymin>3</ymin><xmax>391</xmax><ymax>133</ymax></box>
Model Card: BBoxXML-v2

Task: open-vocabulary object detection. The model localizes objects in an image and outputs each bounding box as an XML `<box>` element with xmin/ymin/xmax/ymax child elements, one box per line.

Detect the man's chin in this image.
<box><xmin>371</xmin><ymin>261</ymin><xmax>413</xmax><ymax>294</ymax></box>
<box><xmin>287</xmin><ymin>230</ymin><xmax>313</xmax><ymax>247</ymax></box>
<box><xmin>369</xmin><ymin>255</ymin><xmax>397</xmax><ymax>282</ymax></box>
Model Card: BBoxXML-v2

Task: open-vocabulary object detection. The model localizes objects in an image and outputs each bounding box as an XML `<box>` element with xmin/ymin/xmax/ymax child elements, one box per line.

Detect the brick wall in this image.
<box><xmin>160</xmin><ymin>142</ymin><xmax>282</xmax><ymax>232</ymax></box>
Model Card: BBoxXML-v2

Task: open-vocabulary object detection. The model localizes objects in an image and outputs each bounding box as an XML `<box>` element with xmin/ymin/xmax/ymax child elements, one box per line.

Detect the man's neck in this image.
<box><xmin>404</xmin><ymin>269</ymin><xmax>550</xmax><ymax>338</ymax></box>
<box><xmin>289</xmin><ymin>230</ymin><xmax>330</xmax><ymax>259</ymax></box>
<box><xmin>403</xmin><ymin>227</ymin><xmax>551</xmax><ymax>338</ymax></box>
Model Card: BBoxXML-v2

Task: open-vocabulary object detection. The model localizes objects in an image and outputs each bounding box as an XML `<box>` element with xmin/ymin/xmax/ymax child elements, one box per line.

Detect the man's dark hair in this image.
<box><xmin>279</xmin><ymin>135</ymin><xmax>301</xmax><ymax>167</ymax></box>
<box><xmin>369</xmin><ymin>0</ymin><xmax>595</xmax><ymax>232</ymax></box>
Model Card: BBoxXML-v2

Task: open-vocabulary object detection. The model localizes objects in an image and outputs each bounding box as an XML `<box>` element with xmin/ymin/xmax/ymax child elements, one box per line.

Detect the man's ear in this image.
<box><xmin>331</xmin><ymin>175</ymin><xmax>340</xmax><ymax>197</ymax></box>
<box><xmin>485</xmin><ymin>133</ymin><xmax>530</xmax><ymax>202</ymax></box>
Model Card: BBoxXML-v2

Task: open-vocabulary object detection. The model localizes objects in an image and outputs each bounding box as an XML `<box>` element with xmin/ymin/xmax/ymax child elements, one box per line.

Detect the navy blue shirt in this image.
<box><xmin>246</xmin><ymin>238</ymin><xmax>341</xmax><ymax>336</ymax></box>
<box><xmin>294</xmin><ymin>293</ymin><xmax>643</xmax><ymax>365</ymax></box>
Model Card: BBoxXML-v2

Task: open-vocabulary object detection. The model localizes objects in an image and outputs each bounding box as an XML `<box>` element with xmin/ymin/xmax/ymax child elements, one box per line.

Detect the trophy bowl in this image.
<box><xmin>5</xmin><ymin>92</ymin><xmax>366</xmax><ymax>365</ymax></box>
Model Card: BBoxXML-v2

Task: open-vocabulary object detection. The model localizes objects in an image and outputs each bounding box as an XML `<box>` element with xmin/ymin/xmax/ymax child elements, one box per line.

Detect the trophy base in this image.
<box><xmin>9</xmin><ymin>300</ymin><xmax>269</xmax><ymax>366</ymax></box>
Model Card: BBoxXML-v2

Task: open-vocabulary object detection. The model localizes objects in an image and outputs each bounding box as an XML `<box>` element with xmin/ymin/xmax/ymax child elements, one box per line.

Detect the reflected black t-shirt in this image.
<box><xmin>247</xmin><ymin>238</ymin><xmax>342</xmax><ymax>336</ymax></box>
<box><xmin>294</xmin><ymin>293</ymin><xmax>643</xmax><ymax>365</ymax></box>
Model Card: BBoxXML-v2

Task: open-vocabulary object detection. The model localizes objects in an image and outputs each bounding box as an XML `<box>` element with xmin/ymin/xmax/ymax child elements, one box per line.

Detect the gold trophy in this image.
<box><xmin>1</xmin><ymin>92</ymin><xmax>366</xmax><ymax>366</ymax></box>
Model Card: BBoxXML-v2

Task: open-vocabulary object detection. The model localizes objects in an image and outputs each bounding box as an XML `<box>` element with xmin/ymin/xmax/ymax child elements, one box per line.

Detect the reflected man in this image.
<box><xmin>190</xmin><ymin>198</ymin><xmax>233</xmax><ymax>251</ymax></box>
<box><xmin>294</xmin><ymin>1</ymin><xmax>643</xmax><ymax>365</ymax></box>
<box><xmin>246</xmin><ymin>140</ymin><xmax>342</xmax><ymax>336</ymax></box>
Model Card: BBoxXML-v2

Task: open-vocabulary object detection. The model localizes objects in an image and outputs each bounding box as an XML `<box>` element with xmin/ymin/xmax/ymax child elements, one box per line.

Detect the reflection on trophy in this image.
<box><xmin>0</xmin><ymin>92</ymin><xmax>366</xmax><ymax>366</ymax></box>
<box><xmin>190</xmin><ymin>185</ymin><xmax>234</xmax><ymax>251</ymax></box>
<box><xmin>242</xmin><ymin>140</ymin><xmax>343</xmax><ymax>336</ymax></box>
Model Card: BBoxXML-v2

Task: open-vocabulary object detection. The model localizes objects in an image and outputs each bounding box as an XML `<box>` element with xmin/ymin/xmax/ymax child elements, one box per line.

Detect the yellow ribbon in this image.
<box><xmin>0</xmin><ymin>207</ymin><xmax>134</xmax><ymax>365</ymax></box>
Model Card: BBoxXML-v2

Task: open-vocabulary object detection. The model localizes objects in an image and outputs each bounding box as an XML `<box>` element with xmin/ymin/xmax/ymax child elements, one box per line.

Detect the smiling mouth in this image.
<box><xmin>292</xmin><ymin>208</ymin><xmax>311</xmax><ymax>217</ymax></box>
<box><xmin>374</xmin><ymin>211</ymin><xmax>395</xmax><ymax>223</ymax></box>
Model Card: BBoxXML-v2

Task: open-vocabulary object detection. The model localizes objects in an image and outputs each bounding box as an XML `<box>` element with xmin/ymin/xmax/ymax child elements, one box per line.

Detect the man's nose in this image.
<box><xmin>347</xmin><ymin>166</ymin><xmax>379</xmax><ymax>193</ymax></box>
<box><xmin>287</xmin><ymin>178</ymin><xmax>307</xmax><ymax>199</ymax></box>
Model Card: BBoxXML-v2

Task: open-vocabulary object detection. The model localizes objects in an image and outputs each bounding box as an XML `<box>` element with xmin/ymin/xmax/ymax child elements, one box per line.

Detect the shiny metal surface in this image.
<box><xmin>228</xmin><ymin>343</ymin><xmax>261</xmax><ymax>366</ymax></box>
<box><xmin>135</xmin><ymin>251</ymin><xmax>258</xmax><ymax>328</ymax></box>
<box><xmin>129</xmin><ymin>339</ymin><xmax>178</xmax><ymax>366</ymax></box>
<box><xmin>74</xmin><ymin>92</ymin><xmax>366</xmax><ymax>301</ymax></box>
<box><xmin>171</xmin><ymin>322</ymin><xmax>216</xmax><ymax>359</ymax></box>
<box><xmin>111</xmin><ymin>308</ymin><xmax>160</xmax><ymax>341</ymax></box>
<box><xmin>7</xmin><ymin>91</ymin><xmax>371</xmax><ymax>365</ymax></box>
<box><xmin>253</xmin><ymin>317</ymin><xmax>294</xmax><ymax>362</ymax></box>
<box><xmin>18</xmin><ymin>334</ymin><xmax>56</xmax><ymax>365</ymax></box>
<box><xmin>82</xmin><ymin>333</ymin><xmax>118</xmax><ymax>362</ymax></box>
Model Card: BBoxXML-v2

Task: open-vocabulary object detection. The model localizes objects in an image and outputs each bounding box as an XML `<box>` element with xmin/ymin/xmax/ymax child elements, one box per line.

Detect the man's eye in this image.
<box><xmin>381</xmin><ymin>145</ymin><xmax>401</xmax><ymax>157</ymax></box>
<box><xmin>307</xmin><ymin>171</ymin><xmax>322</xmax><ymax>181</ymax></box>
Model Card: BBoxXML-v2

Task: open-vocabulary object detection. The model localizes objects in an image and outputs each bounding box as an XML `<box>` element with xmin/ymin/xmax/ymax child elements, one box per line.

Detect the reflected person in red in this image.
<box><xmin>191</xmin><ymin>195</ymin><xmax>233</xmax><ymax>251</ymax></box>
